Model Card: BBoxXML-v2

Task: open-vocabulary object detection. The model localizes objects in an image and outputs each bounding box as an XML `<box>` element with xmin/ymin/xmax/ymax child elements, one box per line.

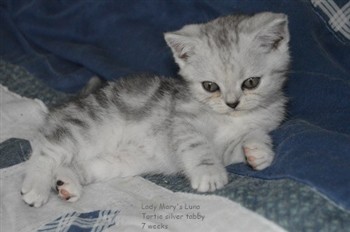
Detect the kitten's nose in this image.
<box><xmin>226</xmin><ymin>101</ymin><xmax>240</xmax><ymax>109</ymax></box>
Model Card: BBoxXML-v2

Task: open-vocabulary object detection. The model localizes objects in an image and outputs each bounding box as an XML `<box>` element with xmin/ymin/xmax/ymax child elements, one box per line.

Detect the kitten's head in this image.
<box><xmin>165</xmin><ymin>12</ymin><xmax>290</xmax><ymax>115</ymax></box>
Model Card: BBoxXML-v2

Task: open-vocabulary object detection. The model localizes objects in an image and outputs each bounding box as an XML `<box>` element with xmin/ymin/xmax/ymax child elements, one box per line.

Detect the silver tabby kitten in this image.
<box><xmin>21</xmin><ymin>12</ymin><xmax>290</xmax><ymax>207</ymax></box>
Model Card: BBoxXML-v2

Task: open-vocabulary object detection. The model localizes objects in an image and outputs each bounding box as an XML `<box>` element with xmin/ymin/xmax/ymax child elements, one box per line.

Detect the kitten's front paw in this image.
<box><xmin>21</xmin><ymin>175</ymin><xmax>51</xmax><ymax>207</ymax></box>
<box><xmin>189</xmin><ymin>164</ymin><xmax>228</xmax><ymax>192</ymax></box>
<box><xmin>243</xmin><ymin>142</ymin><xmax>274</xmax><ymax>170</ymax></box>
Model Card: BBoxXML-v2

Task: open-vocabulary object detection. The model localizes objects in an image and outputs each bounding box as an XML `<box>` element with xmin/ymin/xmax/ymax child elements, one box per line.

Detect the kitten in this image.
<box><xmin>21</xmin><ymin>12</ymin><xmax>290</xmax><ymax>207</ymax></box>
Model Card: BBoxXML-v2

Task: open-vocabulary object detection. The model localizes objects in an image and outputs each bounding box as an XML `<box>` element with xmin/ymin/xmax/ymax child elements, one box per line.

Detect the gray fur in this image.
<box><xmin>21</xmin><ymin>12</ymin><xmax>290</xmax><ymax>207</ymax></box>
<box><xmin>44</xmin><ymin>126</ymin><xmax>73</xmax><ymax>143</ymax></box>
<box><xmin>64</xmin><ymin>117</ymin><xmax>90</xmax><ymax>129</ymax></box>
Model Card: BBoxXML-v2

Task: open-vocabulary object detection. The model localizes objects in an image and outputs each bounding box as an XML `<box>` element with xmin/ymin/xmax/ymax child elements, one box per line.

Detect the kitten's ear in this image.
<box><xmin>253</xmin><ymin>13</ymin><xmax>289</xmax><ymax>52</ymax></box>
<box><xmin>164</xmin><ymin>33</ymin><xmax>195</xmax><ymax>67</ymax></box>
<box><xmin>164</xmin><ymin>26</ymin><xmax>198</xmax><ymax>67</ymax></box>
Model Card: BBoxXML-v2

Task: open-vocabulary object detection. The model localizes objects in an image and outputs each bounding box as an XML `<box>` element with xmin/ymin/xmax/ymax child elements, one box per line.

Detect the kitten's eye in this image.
<box><xmin>241</xmin><ymin>77</ymin><xmax>261</xmax><ymax>90</ymax></box>
<box><xmin>202</xmin><ymin>81</ymin><xmax>220</xmax><ymax>92</ymax></box>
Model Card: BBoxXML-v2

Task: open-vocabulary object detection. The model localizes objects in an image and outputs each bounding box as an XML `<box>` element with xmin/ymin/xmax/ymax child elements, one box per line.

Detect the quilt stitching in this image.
<box><xmin>37</xmin><ymin>210</ymin><xmax>120</xmax><ymax>232</ymax></box>
<box><xmin>311</xmin><ymin>0</ymin><xmax>350</xmax><ymax>43</ymax></box>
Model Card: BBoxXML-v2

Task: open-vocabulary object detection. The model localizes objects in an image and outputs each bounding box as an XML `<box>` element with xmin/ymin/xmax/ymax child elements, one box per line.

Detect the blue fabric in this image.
<box><xmin>0</xmin><ymin>0</ymin><xmax>349</xmax><ymax>210</ymax></box>
<box><xmin>1</xmin><ymin>0</ymin><xmax>349</xmax><ymax>91</ymax></box>
<box><xmin>37</xmin><ymin>210</ymin><xmax>119</xmax><ymax>232</ymax></box>
<box><xmin>0</xmin><ymin>138</ymin><xmax>31</xmax><ymax>168</ymax></box>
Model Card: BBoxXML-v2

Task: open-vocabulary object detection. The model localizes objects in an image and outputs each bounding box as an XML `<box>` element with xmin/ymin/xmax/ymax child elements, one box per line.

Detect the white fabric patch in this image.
<box><xmin>0</xmin><ymin>84</ymin><xmax>48</xmax><ymax>143</ymax></box>
<box><xmin>0</xmin><ymin>163</ymin><xmax>286</xmax><ymax>232</ymax></box>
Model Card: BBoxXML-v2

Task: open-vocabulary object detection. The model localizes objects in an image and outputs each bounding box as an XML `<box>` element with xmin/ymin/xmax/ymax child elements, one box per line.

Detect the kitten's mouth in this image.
<box><xmin>228</xmin><ymin>110</ymin><xmax>246</xmax><ymax>117</ymax></box>
<box><xmin>227</xmin><ymin>107</ymin><xmax>254</xmax><ymax>116</ymax></box>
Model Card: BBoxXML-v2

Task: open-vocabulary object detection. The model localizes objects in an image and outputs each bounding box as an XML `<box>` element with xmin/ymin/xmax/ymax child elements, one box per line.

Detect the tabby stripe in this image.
<box><xmin>198</xmin><ymin>159</ymin><xmax>215</xmax><ymax>166</ymax></box>
<box><xmin>45</xmin><ymin>126</ymin><xmax>73</xmax><ymax>143</ymax></box>
<box><xmin>65</xmin><ymin>117</ymin><xmax>89</xmax><ymax>129</ymax></box>
<box><xmin>94</xmin><ymin>90</ymin><xmax>109</xmax><ymax>108</ymax></box>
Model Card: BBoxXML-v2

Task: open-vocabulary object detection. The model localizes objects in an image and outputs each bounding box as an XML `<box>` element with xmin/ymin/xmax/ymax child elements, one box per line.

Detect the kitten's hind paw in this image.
<box><xmin>189</xmin><ymin>164</ymin><xmax>228</xmax><ymax>192</ymax></box>
<box><xmin>243</xmin><ymin>142</ymin><xmax>274</xmax><ymax>170</ymax></box>
<box><xmin>54</xmin><ymin>171</ymin><xmax>82</xmax><ymax>202</ymax></box>
<box><xmin>21</xmin><ymin>174</ymin><xmax>51</xmax><ymax>207</ymax></box>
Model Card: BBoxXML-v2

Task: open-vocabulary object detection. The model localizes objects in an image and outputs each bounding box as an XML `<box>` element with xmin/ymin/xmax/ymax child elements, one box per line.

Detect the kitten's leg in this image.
<box><xmin>21</xmin><ymin>137</ymin><xmax>75</xmax><ymax>207</ymax></box>
<box><xmin>243</xmin><ymin>130</ymin><xmax>274</xmax><ymax>170</ymax></box>
<box><xmin>189</xmin><ymin>160</ymin><xmax>228</xmax><ymax>192</ymax></box>
<box><xmin>21</xmin><ymin>153</ymin><xmax>55</xmax><ymax>207</ymax></box>
<box><xmin>54</xmin><ymin>166</ymin><xmax>82</xmax><ymax>202</ymax></box>
<box><xmin>172</xmin><ymin>121</ymin><xmax>228</xmax><ymax>192</ymax></box>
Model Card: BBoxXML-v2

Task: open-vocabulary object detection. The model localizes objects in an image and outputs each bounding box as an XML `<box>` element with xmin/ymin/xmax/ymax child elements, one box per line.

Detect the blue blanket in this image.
<box><xmin>1</xmin><ymin>0</ymin><xmax>349</xmax><ymax>210</ymax></box>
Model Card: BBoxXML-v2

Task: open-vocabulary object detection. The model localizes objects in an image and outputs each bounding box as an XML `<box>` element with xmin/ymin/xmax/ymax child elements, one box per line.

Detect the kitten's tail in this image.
<box><xmin>78</xmin><ymin>76</ymin><xmax>106</xmax><ymax>97</ymax></box>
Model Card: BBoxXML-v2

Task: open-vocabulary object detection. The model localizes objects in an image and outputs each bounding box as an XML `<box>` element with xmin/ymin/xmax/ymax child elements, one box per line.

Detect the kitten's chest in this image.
<box><xmin>211</xmin><ymin>113</ymin><xmax>262</xmax><ymax>156</ymax></box>
<box><xmin>213</xmin><ymin>119</ymin><xmax>249</xmax><ymax>149</ymax></box>
<box><xmin>212</xmin><ymin>109</ymin><xmax>276</xmax><ymax>142</ymax></box>
<box><xmin>213</xmin><ymin>114</ymin><xmax>251</xmax><ymax>141</ymax></box>
<box><xmin>210</xmin><ymin>115</ymin><xmax>254</xmax><ymax>164</ymax></box>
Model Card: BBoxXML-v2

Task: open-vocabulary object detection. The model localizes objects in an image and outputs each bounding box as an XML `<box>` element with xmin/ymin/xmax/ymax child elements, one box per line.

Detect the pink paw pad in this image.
<box><xmin>243</xmin><ymin>147</ymin><xmax>256</xmax><ymax>162</ymax></box>
<box><xmin>242</xmin><ymin>145</ymin><xmax>274</xmax><ymax>170</ymax></box>
<box><xmin>56</xmin><ymin>180</ymin><xmax>72</xmax><ymax>201</ymax></box>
